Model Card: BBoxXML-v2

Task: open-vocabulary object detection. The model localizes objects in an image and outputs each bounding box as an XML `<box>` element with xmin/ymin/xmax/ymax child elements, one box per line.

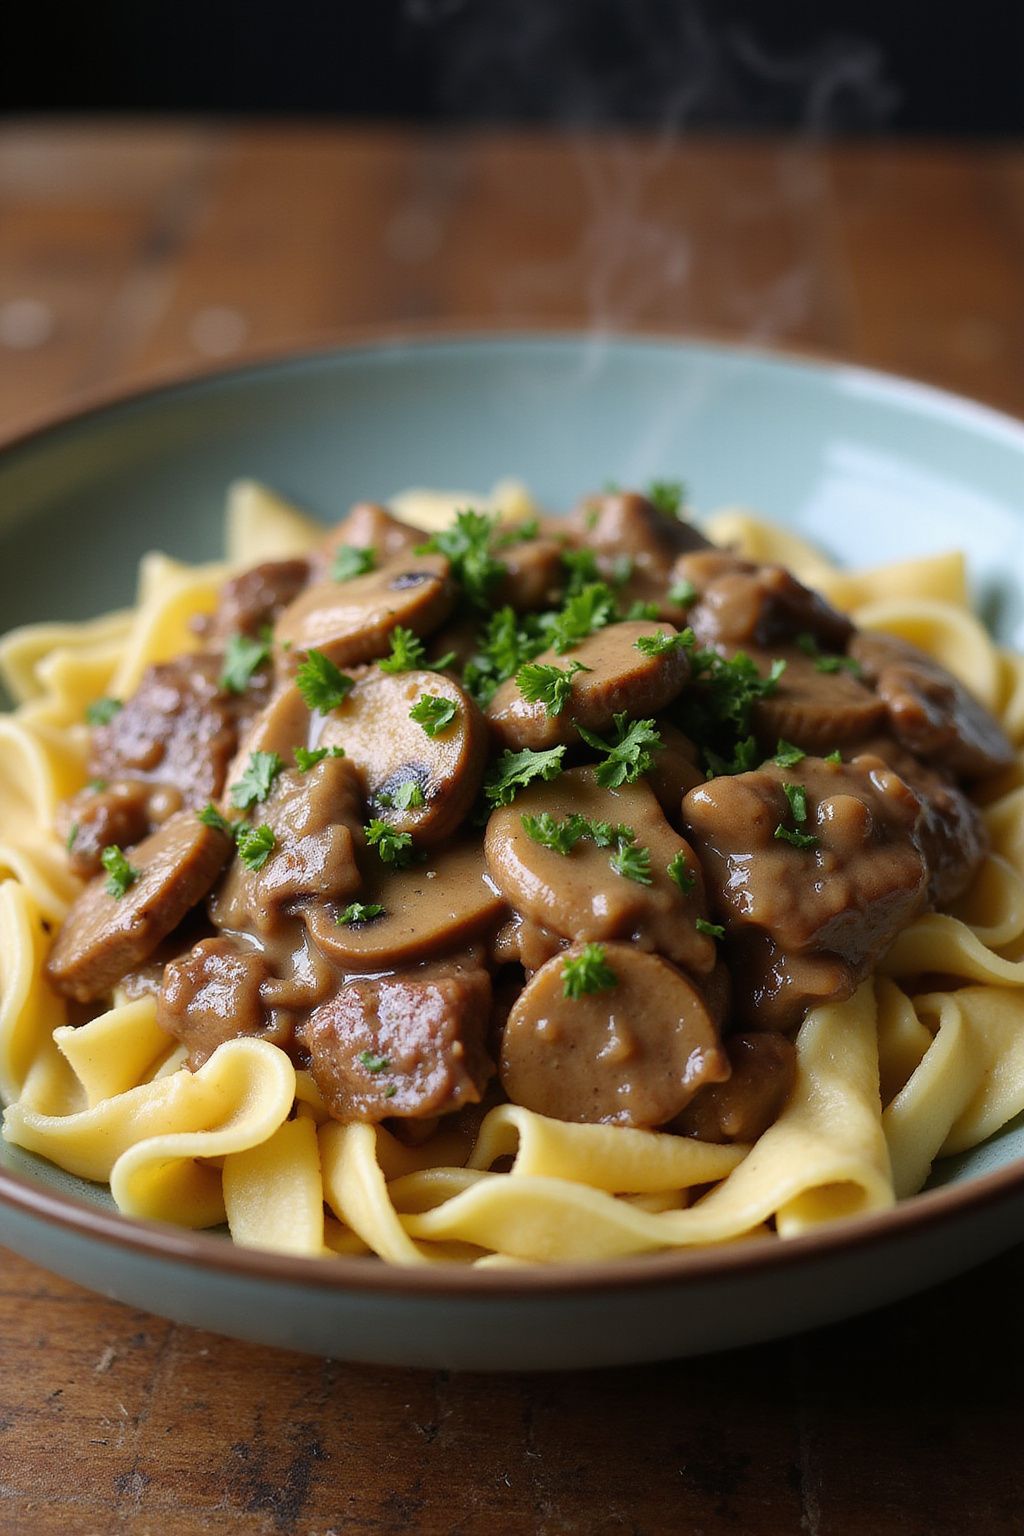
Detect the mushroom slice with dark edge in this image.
<box><xmin>318</xmin><ymin>502</ymin><xmax>424</xmax><ymax>574</ymax></box>
<box><xmin>296</xmin><ymin>955</ymin><xmax>494</xmax><ymax>1123</ymax></box>
<box><xmin>850</xmin><ymin>630</ymin><xmax>1015</xmax><ymax>781</ymax></box>
<box><xmin>680</xmin><ymin>549</ymin><xmax>853</xmax><ymax>652</ymax></box>
<box><xmin>484</xmin><ymin>766</ymin><xmax>716</xmax><ymax>976</ymax></box>
<box><xmin>492</xmin><ymin>536</ymin><xmax>566</xmax><ymax>611</ymax></box>
<box><xmin>222</xmin><ymin>682</ymin><xmax>312</xmax><ymax>786</ymax></box>
<box><xmin>486</xmin><ymin>620</ymin><xmax>691</xmax><ymax>752</ymax></box>
<box><xmin>316</xmin><ymin>668</ymin><xmax>488</xmax><ymax>843</ymax></box>
<box><xmin>46</xmin><ymin>812</ymin><xmax>234</xmax><ymax>1003</ymax></box>
<box><xmin>303</xmin><ymin>840</ymin><xmax>508</xmax><ymax>972</ymax></box>
<box><xmin>734</xmin><ymin>644</ymin><xmax>887</xmax><ymax>755</ymax></box>
<box><xmin>274</xmin><ymin>553</ymin><xmax>455</xmax><ymax>670</ymax></box>
<box><xmin>158</xmin><ymin>936</ymin><xmax>288</xmax><ymax>1068</ymax></box>
<box><xmin>672</xmin><ymin>1032</ymin><xmax>797</xmax><ymax>1143</ymax></box>
<box><xmin>500</xmin><ymin>943</ymin><xmax>729</xmax><ymax>1128</ymax></box>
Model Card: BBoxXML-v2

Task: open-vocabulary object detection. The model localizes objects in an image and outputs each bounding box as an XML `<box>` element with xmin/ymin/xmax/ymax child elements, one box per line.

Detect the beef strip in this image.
<box><xmin>59</xmin><ymin>779</ymin><xmax>177</xmax><ymax>880</ymax></box>
<box><xmin>158</xmin><ymin>936</ymin><xmax>290</xmax><ymax>1067</ymax></box>
<box><xmin>206</xmin><ymin>559</ymin><xmax>312</xmax><ymax>642</ymax></box>
<box><xmin>680</xmin><ymin>550</ymin><xmax>853</xmax><ymax>652</ymax></box>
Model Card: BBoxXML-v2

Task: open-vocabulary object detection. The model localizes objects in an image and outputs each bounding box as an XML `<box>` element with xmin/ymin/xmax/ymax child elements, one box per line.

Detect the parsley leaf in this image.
<box><xmin>796</xmin><ymin>632</ymin><xmax>862</xmax><ymax>675</ymax></box>
<box><xmin>295</xmin><ymin>649</ymin><xmax>355</xmax><ymax>713</ymax></box>
<box><xmin>101</xmin><ymin>844</ymin><xmax>139</xmax><ymax>899</ymax></box>
<box><xmin>610</xmin><ymin>838</ymin><xmax>652</xmax><ymax>884</ymax></box>
<box><xmin>198</xmin><ymin>803</ymin><xmax>236</xmax><ymax>837</ymax></box>
<box><xmin>494</xmin><ymin>516</ymin><xmax>540</xmax><ymax>548</ymax></box>
<box><xmin>782</xmin><ymin>782</ymin><xmax>809</xmax><ymax>824</ymax></box>
<box><xmin>237</xmin><ymin>822</ymin><xmax>275</xmax><ymax>871</ymax></box>
<box><xmin>365</xmin><ymin>820</ymin><xmax>415</xmax><ymax>867</ymax></box>
<box><xmin>668</xmin><ymin>577</ymin><xmax>698</xmax><ymax>607</ymax></box>
<box><xmin>66</xmin><ymin>821</ymin><xmax>79</xmax><ymax>853</ymax></box>
<box><xmin>560</xmin><ymin>547</ymin><xmax>601</xmax><ymax>597</ymax></box>
<box><xmin>220</xmin><ymin>632</ymin><xmax>271</xmax><ymax>694</ymax></box>
<box><xmin>86</xmin><ymin>697</ymin><xmax>122</xmax><ymax>727</ymax></box>
<box><xmin>634</xmin><ymin>628</ymin><xmax>694</xmax><ymax>657</ymax></box>
<box><xmin>696</xmin><ymin>917</ymin><xmax>726</xmax><ymax>939</ymax></box>
<box><xmin>229</xmin><ymin>750</ymin><xmax>283</xmax><ymax>810</ymax></box>
<box><xmin>703</xmin><ymin>735</ymin><xmax>760</xmax><ymax>778</ymax></box>
<box><xmin>562</xmin><ymin>942</ymin><xmax>618</xmax><ymax>1000</ymax></box>
<box><xmin>485</xmin><ymin>745</ymin><xmax>566</xmax><ymax>807</ymax></box>
<box><xmin>392</xmin><ymin>780</ymin><xmax>425</xmax><ymax>810</ymax></box>
<box><xmin>625</xmin><ymin>600</ymin><xmax>661</xmax><ymax>621</ymax></box>
<box><xmin>646</xmin><ymin>480</ymin><xmax>686</xmax><ymax>518</ymax></box>
<box><xmin>358</xmin><ymin>1049</ymin><xmax>391</xmax><ymax>1073</ymax></box>
<box><xmin>294</xmin><ymin>745</ymin><xmax>345</xmax><ymax>771</ymax></box>
<box><xmin>521</xmin><ymin>811</ymin><xmax>592</xmax><ymax>856</ymax></box>
<box><xmin>516</xmin><ymin>659</ymin><xmax>589</xmax><ymax>717</ymax></box>
<box><xmin>378</xmin><ymin>625</ymin><xmax>427</xmax><ymax>674</ymax></box>
<box><xmin>825</xmin><ymin>749</ymin><xmax>843</xmax><ymax>765</ymax></box>
<box><xmin>462</xmin><ymin>606</ymin><xmax>549</xmax><ymax>707</ymax></box>
<box><xmin>576</xmin><ymin>713</ymin><xmax>662</xmax><ymax>788</ymax></box>
<box><xmin>678</xmin><ymin>648</ymin><xmax>786</xmax><ymax>777</ymax></box>
<box><xmin>547</xmin><ymin>582</ymin><xmax>617</xmax><ymax>654</ymax></box>
<box><xmin>773</xmin><ymin>740</ymin><xmax>806</xmax><ymax>768</ymax></box>
<box><xmin>774</xmin><ymin>824</ymin><xmax>820</xmax><ymax>850</ymax></box>
<box><xmin>331</xmin><ymin>545</ymin><xmax>376</xmax><ymax>582</ymax></box>
<box><xmin>409</xmin><ymin>693</ymin><xmax>458</xmax><ymax>737</ymax></box>
<box><xmin>667</xmin><ymin>850</ymin><xmax>696</xmax><ymax>894</ymax></box>
<box><xmin>418</xmin><ymin>508</ymin><xmax>503</xmax><ymax>608</ymax></box>
<box><xmin>337</xmin><ymin>902</ymin><xmax>385</xmax><ymax>926</ymax></box>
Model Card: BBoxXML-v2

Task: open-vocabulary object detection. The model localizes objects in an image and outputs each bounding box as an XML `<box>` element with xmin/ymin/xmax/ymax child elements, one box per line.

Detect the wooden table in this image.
<box><xmin>2</xmin><ymin>123</ymin><xmax>1024</xmax><ymax>1535</ymax></box>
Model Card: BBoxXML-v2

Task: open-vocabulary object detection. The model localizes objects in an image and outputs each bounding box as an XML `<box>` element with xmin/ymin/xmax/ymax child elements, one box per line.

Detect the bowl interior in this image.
<box><xmin>2</xmin><ymin>333</ymin><xmax>1023</xmax><ymax>1214</ymax></box>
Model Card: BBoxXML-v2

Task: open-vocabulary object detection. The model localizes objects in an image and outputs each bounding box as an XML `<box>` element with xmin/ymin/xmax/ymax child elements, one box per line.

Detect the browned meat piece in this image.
<box><xmin>500</xmin><ymin>944</ymin><xmax>729</xmax><ymax>1127</ymax></box>
<box><xmin>683</xmin><ymin>755</ymin><xmax>928</xmax><ymax>1031</ymax></box>
<box><xmin>492</xmin><ymin>537</ymin><xmax>566</xmax><ymax>612</ymax></box>
<box><xmin>737</xmin><ymin>644</ymin><xmax>887</xmax><ymax>754</ymax></box>
<box><xmin>571</xmin><ymin>490</ymin><xmax>710</xmax><ymax>575</ymax></box>
<box><xmin>207</xmin><ymin>559</ymin><xmax>311</xmax><ymax>642</ymax></box>
<box><xmin>296</xmin><ymin>957</ymin><xmax>494</xmax><ymax>1122</ymax></box>
<box><xmin>316</xmin><ymin>668</ymin><xmax>488</xmax><ymax>844</ymax></box>
<box><xmin>211</xmin><ymin>756</ymin><xmax>365</xmax><ymax>937</ymax></box>
<box><xmin>319</xmin><ymin>503</ymin><xmax>423</xmax><ymax>573</ymax></box>
<box><xmin>486</xmin><ymin>620</ymin><xmax>690</xmax><ymax>751</ymax></box>
<box><xmin>485</xmin><ymin>767</ymin><xmax>716</xmax><ymax>977</ymax></box>
<box><xmin>89</xmin><ymin>653</ymin><xmax>265</xmax><ymax>809</ymax></box>
<box><xmin>275</xmin><ymin>553</ymin><xmax>455</xmax><ymax>670</ymax></box>
<box><xmin>680</xmin><ymin>550</ymin><xmax>853</xmax><ymax>653</ymax></box>
<box><xmin>47</xmin><ymin>812</ymin><xmax>233</xmax><ymax>1003</ymax></box>
<box><xmin>644</xmin><ymin>719</ymin><xmax>703</xmax><ymax>822</ymax></box>
<box><xmin>491</xmin><ymin>914</ymin><xmax>566</xmax><ymax>973</ymax></box>
<box><xmin>673</xmin><ymin>1032</ymin><xmax>797</xmax><ymax>1142</ymax></box>
<box><xmin>304</xmin><ymin>840</ymin><xmax>508</xmax><ymax>972</ymax></box>
<box><xmin>58</xmin><ymin>779</ymin><xmax>177</xmax><ymax>879</ymax></box>
<box><xmin>854</xmin><ymin>737</ymin><xmax>987</xmax><ymax>907</ymax></box>
<box><xmin>158</xmin><ymin>936</ymin><xmax>289</xmax><ymax>1067</ymax></box>
<box><xmin>850</xmin><ymin>631</ymin><xmax>1015</xmax><ymax>781</ymax></box>
<box><xmin>723</xmin><ymin>932</ymin><xmax>854</xmax><ymax>1033</ymax></box>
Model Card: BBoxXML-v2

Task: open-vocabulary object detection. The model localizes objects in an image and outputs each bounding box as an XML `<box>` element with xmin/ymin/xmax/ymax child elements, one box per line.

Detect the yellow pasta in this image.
<box><xmin>0</xmin><ymin>491</ymin><xmax>1021</xmax><ymax>1267</ymax></box>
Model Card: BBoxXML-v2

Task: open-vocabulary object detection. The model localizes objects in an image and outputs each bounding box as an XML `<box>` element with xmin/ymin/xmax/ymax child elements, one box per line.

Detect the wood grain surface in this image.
<box><xmin>2</xmin><ymin>122</ymin><xmax>1024</xmax><ymax>1535</ymax></box>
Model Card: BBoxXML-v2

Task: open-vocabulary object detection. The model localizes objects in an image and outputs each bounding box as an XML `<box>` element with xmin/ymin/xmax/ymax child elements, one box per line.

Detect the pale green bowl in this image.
<box><xmin>2</xmin><ymin>334</ymin><xmax>1023</xmax><ymax>1369</ymax></box>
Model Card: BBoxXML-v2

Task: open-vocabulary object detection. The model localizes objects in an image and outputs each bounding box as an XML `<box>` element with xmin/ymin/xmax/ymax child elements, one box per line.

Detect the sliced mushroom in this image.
<box><xmin>486</xmin><ymin>620</ymin><xmax>691</xmax><ymax>751</ymax></box>
<box><xmin>296</xmin><ymin>956</ymin><xmax>494</xmax><ymax>1123</ymax></box>
<box><xmin>492</xmin><ymin>536</ymin><xmax>566</xmax><ymax>611</ymax></box>
<box><xmin>500</xmin><ymin>943</ymin><xmax>729</xmax><ymax>1127</ymax></box>
<box><xmin>320</xmin><ymin>502</ymin><xmax>425</xmax><ymax>571</ymax></box>
<box><xmin>570</xmin><ymin>490</ymin><xmax>711</xmax><ymax>568</ymax></box>
<box><xmin>736</xmin><ymin>644</ymin><xmax>887</xmax><ymax>754</ymax></box>
<box><xmin>223</xmin><ymin>682</ymin><xmax>312</xmax><ymax>787</ymax></box>
<box><xmin>46</xmin><ymin>812</ymin><xmax>233</xmax><ymax>1003</ymax></box>
<box><xmin>644</xmin><ymin>719</ymin><xmax>704</xmax><ymax>822</ymax></box>
<box><xmin>315</xmin><ymin>668</ymin><xmax>487</xmax><ymax>843</ymax></box>
<box><xmin>304</xmin><ymin>839</ymin><xmax>508</xmax><ymax>972</ymax></box>
<box><xmin>275</xmin><ymin>552</ymin><xmax>455</xmax><ymax>669</ymax></box>
<box><xmin>484</xmin><ymin>767</ymin><xmax>716</xmax><ymax>976</ymax></box>
<box><xmin>850</xmin><ymin>630</ymin><xmax>1015</xmax><ymax>780</ymax></box>
<box><xmin>672</xmin><ymin>1032</ymin><xmax>797</xmax><ymax>1143</ymax></box>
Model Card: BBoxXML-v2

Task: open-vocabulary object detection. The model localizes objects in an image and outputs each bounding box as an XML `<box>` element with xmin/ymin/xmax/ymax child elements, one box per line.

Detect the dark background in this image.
<box><xmin>2</xmin><ymin>0</ymin><xmax>1021</xmax><ymax>136</ymax></box>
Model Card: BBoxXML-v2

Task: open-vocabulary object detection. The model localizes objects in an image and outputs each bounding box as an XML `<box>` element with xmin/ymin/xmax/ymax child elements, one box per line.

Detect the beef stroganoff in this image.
<box><xmin>1</xmin><ymin>479</ymin><xmax>1023</xmax><ymax>1265</ymax></box>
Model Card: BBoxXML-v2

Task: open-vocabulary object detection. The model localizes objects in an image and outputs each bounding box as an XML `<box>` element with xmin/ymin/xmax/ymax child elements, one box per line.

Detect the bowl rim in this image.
<box><xmin>3</xmin><ymin>324</ymin><xmax>1024</xmax><ymax>1300</ymax></box>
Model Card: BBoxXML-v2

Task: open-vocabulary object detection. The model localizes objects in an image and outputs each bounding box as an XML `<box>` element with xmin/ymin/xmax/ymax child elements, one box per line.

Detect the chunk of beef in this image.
<box><xmin>158</xmin><ymin>936</ymin><xmax>289</xmax><ymax>1067</ymax></box>
<box><xmin>680</xmin><ymin>550</ymin><xmax>853</xmax><ymax>653</ymax></box>
<box><xmin>683</xmin><ymin>755</ymin><xmax>928</xmax><ymax>1031</ymax></box>
<box><xmin>59</xmin><ymin>779</ymin><xmax>176</xmax><ymax>880</ymax></box>
<box><xmin>207</xmin><ymin>559</ymin><xmax>312</xmax><ymax>643</ymax></box>
<box><xmin>296</xmin><ymin>957</ymin><xmax>494</xmax><ymax>1123</ymax></box>
<box><xmin>673</xmin><ymin>1032</ymin><xmax>797</xmax><ymax>1142</ymax></box>
<box><xmin>47</xmin><ymin>812</ymin><xmax>233</xmax><ymax>1003</ymax></box>
<box><xmin>850</xmin><ymin>630</ymin><xmax>1015</xmax><ymax>781</ymax></box>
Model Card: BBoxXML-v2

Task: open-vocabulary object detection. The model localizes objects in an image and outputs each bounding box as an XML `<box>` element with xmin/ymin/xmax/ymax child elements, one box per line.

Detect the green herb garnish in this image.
<box><xmin>560</xmin><ymin>547</ymin><xmax>601</xmax><ymax>597</ymax></box>
<box><xmin>796</xmin><ymin>633</ymin><xmax>862</xmax><ymax>675</ymax></box>
<box><xmin>647</xmin><ymin>480</ymin><xmax>685</xmax><ymax>519</ymax></box>
<box><xmin>66</xmin><ymin>822</ymin><xmax>79</xmax><ymax>853</ymax></box>
<box><xmin>417</xmin><ymin>509</ymin><xmax>503</xmax><ymax>609</ymax></box>
<box><xmin>295</xmin><ymin>649</ymin><xmax>355</xmax><ymax>713</ymax></box>
<box><xmin>667</xmin><ymin>850</ymin><xmax>696</xmax><ymax>894</ymax></box>
<box><xmin>220</xmin><ymin>632</ymin><xmax>271</xmax><ymax>694</ymax></box>
<box><xmin>101</xmin><ymin>845</ymin><xmax>139</xmax><ymax>899</ymax></box>
<box><xmin>86</xmin><ymin>697</ymin><xmax>122</xmax><ymax>727</ymax></box>
<box><xmin>634</xmin><ymin>628</ymin><xmax>694</xmax><ymax>657</ymax></box>
<box><xmin>774</xmin><ymin>824</ymin><xmax>820</xmax><ymax>850</ymax></box>
<box><xmin>237</xmin><ymin>822</ymin><xmax>275</xmax><ymax>871</ymax></box>
<box><xmin>773</xmin><ymin>740</ymin><xmax>806</xmax><ymax>768</ymax></box>
<box><xmin>521</xmin><ymin>811</ymin><xmax>592</xmax><ymax>856</ymax></box>
<box><xmin>389</xmin><ymin>780</ymin><xmax>425</xmax><ymax>810</ymax></box>
<box><xmin>696</xmin><ymin>917</ymin><xmax>725</xmax><ymax>939</ymax></box>
<box><xmin>364</xmin><ymin>820</ymin><xmax>415</xmax><ymax>867</ymax></box>
<box><xmin>294</xmin><ymin>745</ymin><xmax>345</xmax><ymax>771</ymax></box>
<box><xmin>782</xmin><ymin>782</ymin><xmax>809</xmax><ymax>824</ymax></box>
<box><xmin>331</xmin><ymin>545</ymin><xmax>376</xmax><ymax>582</ymax></box>
<box><xmin>610</xmin><ymin>838</ymin><xmax>652</xmax><ymax>884</ymax></box>
<box><xmin>229</xmin><ymin>750</ymin><xmax>283</xmax><ymax>810</ymax></box>
<box><xmin>378</xmin><ymin>625</ymin><xmax>427</xmax><ymax>674</ymax></box>
<box><xmin>547</xmin><ymin>582</ymin><xmax>617</xmax><ymax>654</ymax></box>
<box><xmin>485</xmin><ymin>745</ymin><xmax>566</xmax><ymax>807</ymax></box>
<box><xmin>562</xmin><ymin>942</ymin><xmax>618</xmax><ymax>999</ymax></box>
<box><xmin>358</xmin><ymin>1050</ymin><xmax>391</xmax><ymax>1072</ymax></box>
<box><xmin>516</xmin><ymin>659</ymin><xmax>589</xmax><ymax>717</ymax></box>
<box><xmin>668</xmin><ymin>577</ymin><xmax>698</xmax><ymax>608</ymax></box>
<box><xmin>198</xmin><ymin>803</ymin><xmax>236</xmax><ymax>837</ymax></box>
<box><xmin>337</xmin><ymin>902</ymin><xmax>385</xmax><ymax>926</ymax></box>
<box><xmin>494</xmin><ymin>516</ymin><xmax>540</xmax><ymax>548</ymax></box>
<box><xmin>825</xmin><ymin>749</ymin><xmax>843</xmax><ymax>764</ymax></box>
<box><xmin>576</xmin><ymin>713</ymin><xmax>662</xmax><ymax>788</ymax></box>
<box><xmin>409</xmin><ymin>693</ymin><xmax>458</xmax><ymax>737</ymax></box>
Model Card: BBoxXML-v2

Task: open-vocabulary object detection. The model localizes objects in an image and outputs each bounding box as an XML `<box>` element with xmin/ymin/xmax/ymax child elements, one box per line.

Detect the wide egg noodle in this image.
<box><xmin>0</xmin><ymin>495</ymin><xmax>1021</xmax><ymax>1262</ymax></box>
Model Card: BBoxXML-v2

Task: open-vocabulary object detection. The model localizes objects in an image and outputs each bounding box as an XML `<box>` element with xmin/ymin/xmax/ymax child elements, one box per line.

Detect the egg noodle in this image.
<box><xmin>1</xmin><ymin>482</ymin><xmax>1023</xmax><ymax>1266</ymax></box>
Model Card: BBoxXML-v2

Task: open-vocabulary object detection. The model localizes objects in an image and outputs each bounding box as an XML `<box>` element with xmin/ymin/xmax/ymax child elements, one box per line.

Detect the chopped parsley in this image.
<box><xmin>331</xmin><ymin>545</ymin><xmax>376</xmax><ymax>582</ymax></box>
<box><xmin>65</xmin><ymin>822</ymin><xmax>79</xmax><ymax>853</ymax></box>
<box><xmin>773</xmin><ymin>740</ymin><xmax>806</xmax><ymax>768</ymax></box>
<box><xmin>625</xmin><ymin>600</ymin><xmax>661</xmax><ymax>621</ymax></box>
<box><xmin>547</xmin><ymin>582</ymin><xmax>617</xmax><ymax>654</ymax></box>
<box><xmin>365</xmin><ymin>819</ymin><xmax>415</xmax><ymax>867</ymax></box>
<box><xmin>462</xmin><ymin>606</ymin><xmax>549</xmax><ymax>707</ymax></box>
<box><xmin>796</xmin><ymin>633</ymin><xmax>862</xmax><ymax>675</ymax></box>
<box><xmin>198</xmin><ymin>803</ymin><xmax>236</xmax><ymax>837</ymax></box>
<box><xmin>703</xmin><ymin>734</ymin><xmax>760</xmax><ymax>778</ymax></box>
<box><xmin>378</xmin><ymin>625</ymin><xmax>427</xmax><ymax>674</ymax></box>
<box><xmin>611</xmin><ymin>555</ymin><xmax>635</xmax><ymax>587</ymax></box>
<box><xmin>562</xmin><ymin>943</ymin><xmax>618</xmax><ymax>1000</ymax></box>
<box><xmin>409</xmin><ymin>693</ymin><xmax>458</xmax><ymax>737</ymax></box>
<box><xmin>229</xmin><ymin>751</ymin><xmax>283</xmax><ymax>810</ymax></box>
<box><xmin>485</xmin><ymin>745</ymin><xmax>566</xmax><ymax>807</ymax></box>
<box><xmin>576</xmin><ymin>713</ymin><xmax>662</xmax><ymax>788</ymax></box>
<box><xmin>774</xmin><ymin>824</ymin><xmax>820</xmax><ymax>850</ymax></box>
<box><xmin>560</xmin><ymin>547</ymin><xmax>601</xmax><ymax>597</ymax></box>
<box><xmin>294</xmin><ymin>745</ymin><xmax>345</xmax><ymax>771</ymax></box>
<box><xmin>609</xmin><ymin>838</ymin><xmax>652</xmax><ymax>885</ymax></box>
<box><xmin>516</xmin><ymin>659</ymin><xmax>589</xmax><ymax>717</ymax></box>
<box><xmin>295</xmin><ymin>649</ymin><xmax>355</xmax><ymax>713</ymax></box>
<box><xmin>668</xmin><ymin>577</ymin><xmax>698</xmax><ymax>608</ymax></box>
<box><xmin>381</xmin><ymin>780</ymin><xmax>425</xmax><ymax>811</ymax></box>
<box><xmin>667</xmin><ymin>850</ymin><xmax>696</xmax><ymax>894</ymax></box>
<box><xmin>634</xmin><ymin>628</ymin><xmax>694</xmax><ymax>657</ymax></box>
<box><xmin>677</xmin><ymin>648</ymin><xmax>786</xmax><ymax>777</ymax></box>
<box><xmin>696</xmin><ymin>917</ymin><xmax>726</xmax><ymax>940</ymax></box>
<box><xmin>220</xmin><ymin>631</ymin><xmax>270</xmax><ymax>694</ymax></box>
<box><xmin>86</xmin><ymin>697</ymin><xmax>122</xmax><ymax>727</ymax></box>
<box><xmin>494</xmin><ymin>516</ymin><xmax>540</xmax><ymax>548</ymax></box>
<box><xmin>521</xmin><ymin>811</ymin><xmax>592</xmax><ymax>856</ymax></box>
<box><xmin>825</xmin><ymin>749</ymin><xmax>843</xmax><ymax>765</ymax></box>
<box><xmin>101</xmin><ymin>844</ymin><xmax>139</xmax><ymax>899</ymax></box>
<box><xmin>646</xmin><ymin>479</ymin><xmax>685</xmax><ymax>519</ymax></box>
<box><xmin>87</xmin><ymin>778</ymin><xmax>108</xmax><ymax>793</ymax></box>
<box><xmin>337</xmin><ymin>902</ymin><xmax>385</xmax><ymax>926</ymax></box>
<box><xmin>782</xmin><ymin>782</ymin><xmax>809</xmax><ymax>824</ymax></box>
<box><xmin>237</xmin><ymin>823</ymin><xmax>275</xmax><ymax>871</ymax></box>
<box><xmin>358</xmin><ymin>1050</ymin><xmax>391</xmax><ymax>1073</ymax></box>
<box><xmin>417</xmin><ymin>508</ymin><xmax>504</xmax><ymax>608</ymax></box>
